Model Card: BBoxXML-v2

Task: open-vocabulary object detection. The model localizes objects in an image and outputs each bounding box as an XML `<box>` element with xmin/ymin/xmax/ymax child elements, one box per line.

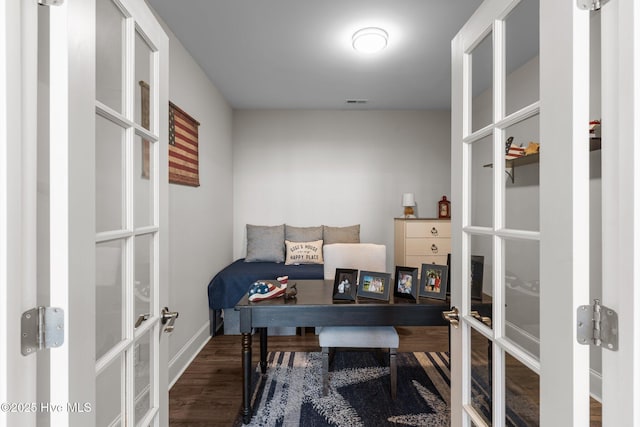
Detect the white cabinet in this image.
<box><xmin>394</xmin><ymin>218</ymin><xmax>451</xmax><ymax>271</ymax></box>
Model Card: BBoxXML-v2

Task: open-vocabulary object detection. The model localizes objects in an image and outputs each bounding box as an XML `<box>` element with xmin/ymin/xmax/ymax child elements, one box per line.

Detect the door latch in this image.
<box><xmin>577</xmin><ymin>299</ymin><xmax>618</xmax><ymax>351</ymax></box>
<box><xmin>470</xmin><ymin>310</ymin><xmax>492</xmax><ymax>328</ymax></box>
<box><xmin>21</xmin><ymin>307</ymin><xmax>64</xmax><ymax>356</ymax></box>
<box><xmin>442</xmin><ymin>307</ymin><xmax>459</xmax><ymax>328</ymax></box>
<box><xmin>161</xmin><ymin>307</ymin><xmax>179</xmax><ymax>333</ymax></box>
<box><xmin>135</xmin><ymin>313</ymin><xmax>151</xmax><ymax>328</ymax></box>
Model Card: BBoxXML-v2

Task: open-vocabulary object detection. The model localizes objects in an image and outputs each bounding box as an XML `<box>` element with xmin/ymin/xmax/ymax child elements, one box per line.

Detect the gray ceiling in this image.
<box><xmin>146</xmin><ymin>1</ymin><xmax>495</xmax><ymax>110</ymax></box>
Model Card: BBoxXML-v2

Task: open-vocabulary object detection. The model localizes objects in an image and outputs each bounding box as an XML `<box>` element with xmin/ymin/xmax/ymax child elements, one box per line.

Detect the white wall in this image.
<box><xmin>232</xmin><ymin>109</ymin><xmax>451</xmax><ymax>272</ymax></box>
<box><xmin>162</xmin><ymin>25</ymin><xmax>234</xmax><ymax>384</ymax></box>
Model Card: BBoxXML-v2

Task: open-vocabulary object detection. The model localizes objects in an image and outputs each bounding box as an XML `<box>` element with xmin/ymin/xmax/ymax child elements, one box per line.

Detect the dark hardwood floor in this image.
<box><xmin>169</xmin><ymin>325</ymin><xmax>601</xmax><ymax>426</ymax></box>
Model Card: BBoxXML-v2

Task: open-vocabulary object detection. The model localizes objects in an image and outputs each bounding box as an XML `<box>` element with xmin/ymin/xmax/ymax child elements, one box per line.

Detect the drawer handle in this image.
<box><xmin>431</xmin><ymin>227</ymin><xmax>439</xmax><ymax>236</ymax></box>
<box><xmin>431</xmin><ymin>244</ymin><xmax>439</xmax><ymax>254</ymax></box>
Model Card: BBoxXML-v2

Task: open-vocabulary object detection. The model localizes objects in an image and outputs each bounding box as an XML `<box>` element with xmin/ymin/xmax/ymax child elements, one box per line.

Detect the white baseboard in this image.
<box><xmin>168</xmin><ymin>322</ymin><xmax>211</xmax><ymax>389</ymax></box>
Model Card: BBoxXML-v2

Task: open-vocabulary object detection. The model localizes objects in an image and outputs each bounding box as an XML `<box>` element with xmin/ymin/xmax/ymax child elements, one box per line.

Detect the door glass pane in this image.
<box><xmin>135</xmin><ymin>331</ymin><xmax>153</xmax><ymax>424</ymax></box>
<box><xmin>134</xmin><ymin>134</ymin><xmax>154</xmax><ymax>228</ymax></box>
<box><xmin>470</xmin><ymin>135</ymin><xmax>493</xmax><ymax>228</ymax></box>
<box><xmin>96</xmin><ymin>115</ymin><xmax>124</xmax><ymax>233</ymax></box>
<box><xmin>469</xmin><ymin>234</ymin><xmax>492</xmax><ymax>320</ymax></box>
<box><xmin>505</xmin><ymin>0</ymin><xmax>540</xmax><ymax>116</ymax></box>
<box><xmin>505</xmin><ymin>353</ymin><xmax>540</xmax><ymax>425</ymax></box>
<box><xmin>504</xmin><ymin>114</ymin><xmax>540</xmax><ymax>231</ymax></box>
<box><xmin>135</xmin><ymin>30</ymin><xmax>155</xmax><ymax>131</ymax></box>
<box><xmin>505</xmin><ymin>238</ymin><xmax>540</xmax><ymax>358</ymax></box>
<box><xmin>97</xmin><ymin>356</ymin><xmax>123</xmax><ymax>427</ymax></box>
<box><xmin>470</xmin><ymin>327</ymin><xmax>492</xmax><ymax>424</ymax></box>
<box><xmin>96</xmin><ymin>239</ymin><xmax>124</xmax><ymax>360</ymax></box>
<box><xmin>135</xmin><ymin>234</ymin><xmax>153</xmax><ymax>321</ymax></box>
<box><xmin>471</xmin><ymin>33</ymin><xmax>493</xmax><ymax>133</ymax></box>
<box><xmin>96</xmin><ymin>0</ymin><xmax>124</xmax><ymax>113</ymax></box>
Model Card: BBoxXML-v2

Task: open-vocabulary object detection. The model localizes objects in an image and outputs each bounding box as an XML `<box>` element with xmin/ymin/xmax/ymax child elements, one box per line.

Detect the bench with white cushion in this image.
<box><xmin>319</xmin><ymin>325</ymin><xmax>399</xmax><ymax>399</ymax></box>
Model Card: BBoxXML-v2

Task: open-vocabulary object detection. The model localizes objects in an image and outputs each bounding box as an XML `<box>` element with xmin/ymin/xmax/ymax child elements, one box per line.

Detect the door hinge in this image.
<box><xmin>577</xmin><ymin>299</ymin><xmax>618</xmax><ymax>351</ymax></box>
<box><xmin>21</xmin><ymin>307</ymin><xmax>64</xmax><ymax>356</ymax></box>
<box><xmin>577</xmin><ymin>0</ymin><xmax>610</xmax><ymax>11</ymax></box>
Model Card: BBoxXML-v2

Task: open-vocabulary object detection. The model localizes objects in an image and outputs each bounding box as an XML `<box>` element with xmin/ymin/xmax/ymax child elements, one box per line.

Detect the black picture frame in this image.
<box><xmin>470</xmin><ymin>255</ymin><xmax>485</xmax><ymax>300</ymax></box>
<box><xmin>357</xmin><ymin>271</ymin><xmax>391</xmax><ymax>301</ymax></box>
<box><xmin>446</xmin><ymin>253</ymin><xmax>484</xmax><ymax>300</ymax></box>
<box><xmin>446</xmin><ymin>253</ymin><xmax>451</xmax><ymax>297</ymax></box>
<box><xmin>419</xmin><ymin>264</ymin><xmax>449</xmax><ymax>300</ymax></box>
<box><xmin>332</xmin><ymin>268</ymin><xmax>358</xmax><ymax>301</ymax></box>
<box><xmin>393</xmin><ymin>266</ymin><xmax>418</xmax><ymax>301</ymax></box>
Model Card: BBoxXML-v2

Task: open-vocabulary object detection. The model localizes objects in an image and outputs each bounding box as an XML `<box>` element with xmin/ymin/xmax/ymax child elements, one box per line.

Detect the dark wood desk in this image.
<box><xmin>235</xmin><ymin>279</ymin><xmax>460</xmax><ymax>424</ymax></box>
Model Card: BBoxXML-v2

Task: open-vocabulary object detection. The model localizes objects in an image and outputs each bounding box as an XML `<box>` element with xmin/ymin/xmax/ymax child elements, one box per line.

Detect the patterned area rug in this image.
<box><xmin>235</xmin><ymin>351</ymin><xmax>536</xmax><ymax>426</ymax></box>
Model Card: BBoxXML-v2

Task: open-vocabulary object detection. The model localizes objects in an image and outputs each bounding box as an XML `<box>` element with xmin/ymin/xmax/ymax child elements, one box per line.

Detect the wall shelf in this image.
<box><xmin>484</xmin><ymin>138</ymin><xmax>601</xmax><ymax>183</ymax></box>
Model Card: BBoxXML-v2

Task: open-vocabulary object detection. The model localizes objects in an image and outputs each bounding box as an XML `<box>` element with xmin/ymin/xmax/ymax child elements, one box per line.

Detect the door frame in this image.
<box><xmin>1</xmin><ymin>1</ymin><xmax>39</xmax><ymax>426</ymax></box>
<box><xmin>600</xmin><ymin>0</ymin><xmax>640</xmax><ymax>424</ymax></box>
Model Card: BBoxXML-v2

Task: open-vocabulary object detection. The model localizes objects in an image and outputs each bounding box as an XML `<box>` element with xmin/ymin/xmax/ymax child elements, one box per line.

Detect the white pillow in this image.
<box><xmin>284</xmin><ymin>240</ymin><xmax>324</xmax><ymax>265</ymax></box>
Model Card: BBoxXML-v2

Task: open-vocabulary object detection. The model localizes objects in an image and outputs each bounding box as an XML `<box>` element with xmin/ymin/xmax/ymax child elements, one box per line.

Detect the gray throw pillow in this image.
<box><xmin>245</xmin><ymin>224</ymin><xmax>285</xmax><ymax>263</ymax></box>
<box><xmin>322</xmin><ymin>225</ymin><xmax>360</xmax><ymax>245</ymax></box>
<box><xmin>285</xmin><ymin>225</ymin><xmax>323</xmax><ymax>242</ymax></box>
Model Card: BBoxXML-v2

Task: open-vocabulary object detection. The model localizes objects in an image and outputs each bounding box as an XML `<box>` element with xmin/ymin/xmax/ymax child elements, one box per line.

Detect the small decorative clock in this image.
<box><xmin>438</xmin><ymin>196</ymin><xmax>451</xmax><ymax>219</ymax></box>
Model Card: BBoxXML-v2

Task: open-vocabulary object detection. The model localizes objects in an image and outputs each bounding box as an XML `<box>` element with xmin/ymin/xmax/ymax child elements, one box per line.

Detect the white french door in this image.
<box><xmin>1</xmin><ymin>0</ymin><xmax>169</xmax><ymax>426</ymax></box>
<box><xmin>452</xmin><ymin>0</ymin><xmax>640</xmax><ymax>426</ymax></box>
<box><xmin>93</xmin><ymin>0</ymin><xmax>170</xmax><ymax>425</ymax></box>
<box><xmin>451</xmin><ymin>0</ymin><xmax>589</xmax><ymax>425</ymax></box>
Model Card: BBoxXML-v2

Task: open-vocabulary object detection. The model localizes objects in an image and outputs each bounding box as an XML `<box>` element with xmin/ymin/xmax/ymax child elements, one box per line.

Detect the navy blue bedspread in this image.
<box><xmin>207</xmin><ymin>259</ymin><xmax>324</xmax><ymax>310</ymax></box>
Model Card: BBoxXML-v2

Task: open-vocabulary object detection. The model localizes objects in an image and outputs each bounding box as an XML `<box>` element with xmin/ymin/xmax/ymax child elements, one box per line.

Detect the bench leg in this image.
<box><xmin>322</xmin><ymin>346</ymin><xmax>330</xmax><ymax>396</ymax></box>
<box><xmin>389</xmin><ymin>348</ymin><xmax>397</xmax><ymax>400</ymax></box>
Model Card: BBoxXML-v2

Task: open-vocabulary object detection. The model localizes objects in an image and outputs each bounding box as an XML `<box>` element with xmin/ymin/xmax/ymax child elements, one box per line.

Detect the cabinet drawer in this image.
<box><xmin>405</xmin><ymin>221</ymin><xmax>451</xmax><ymax>238</ymax></box>
<box><xmin>406</xmin><ymin>238</ymin><xmax>451</xmax><ymax>256</ymax></box>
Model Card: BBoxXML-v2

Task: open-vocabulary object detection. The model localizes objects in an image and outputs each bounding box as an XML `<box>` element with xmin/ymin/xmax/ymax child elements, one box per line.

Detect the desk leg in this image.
<box><xmin>241</xmin><ymin>332</ymin><xmax>252</xmax><ymax>424</ymax></box>
<box><xmin>260</xmin><ymin>328</ymin><xmax>268</xmax><ymax>374</ymax></box>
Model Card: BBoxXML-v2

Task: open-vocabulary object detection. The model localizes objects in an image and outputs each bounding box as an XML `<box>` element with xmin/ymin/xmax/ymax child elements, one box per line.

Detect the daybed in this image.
<box><xmin>207</xmin><ymin>223</ymin><xmax>362</xmax><ymax>335</ymax></box>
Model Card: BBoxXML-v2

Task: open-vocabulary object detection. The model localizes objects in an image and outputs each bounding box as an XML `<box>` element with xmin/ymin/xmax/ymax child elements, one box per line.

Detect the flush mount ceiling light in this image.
<box><xmin>352</xmin><ymin>27</ymin><xmax>388</xmax><ymax>54</ymax></box>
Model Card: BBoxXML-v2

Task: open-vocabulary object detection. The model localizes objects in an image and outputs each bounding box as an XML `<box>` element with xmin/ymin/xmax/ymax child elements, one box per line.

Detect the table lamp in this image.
<box><xmin>402</xmin><ymin>193</ymin><xmax>416</xmax><ymax>218</ymax></box>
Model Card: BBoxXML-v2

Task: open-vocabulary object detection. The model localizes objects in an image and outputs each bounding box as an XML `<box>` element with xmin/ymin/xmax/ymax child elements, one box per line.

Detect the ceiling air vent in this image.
<box><xmin>345</xmin><ymin>99</ymin><xmax>368</xmax><ymax>105</ymax></box>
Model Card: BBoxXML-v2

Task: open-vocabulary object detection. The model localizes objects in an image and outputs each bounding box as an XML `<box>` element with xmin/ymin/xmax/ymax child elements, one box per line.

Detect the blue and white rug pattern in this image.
<box><xmin>244</xmin><ymin>351</ymin><xmax>450</xmax><ymax>427</ymax></box>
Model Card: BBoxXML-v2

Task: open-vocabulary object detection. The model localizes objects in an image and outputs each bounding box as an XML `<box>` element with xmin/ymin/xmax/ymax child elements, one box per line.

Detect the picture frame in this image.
<box><xmin>357</xmin><ymin>271</ymin><xmax>392</xmax><ymax>301</ymax></box>
<box><xmin>470</xmin><ymin>255</ymin><xmax>485</xmax><ymax>300</ymax></box>
<box><xmin>419</xmin><ymin>264</ymin><xmax>449</xmax><ymax>300</ymax></box>
<box><xmin>332</xmin><ymin>268</ymin><xmax>358</xmax><ymax>301</ymax></box>
<box><xmin>393</xmin><ymin>266</ymin><xmax>418</xmax><ymax>301</ymax></box>
<box><xmin>446</xmin><ymin>253</ymin><xmax>484</xmax><ymax>300</ymax></box>
<box><xmin>446</xmin><ymin>253</ymin><xmax>451</xmax><ymax>297</ymax></box>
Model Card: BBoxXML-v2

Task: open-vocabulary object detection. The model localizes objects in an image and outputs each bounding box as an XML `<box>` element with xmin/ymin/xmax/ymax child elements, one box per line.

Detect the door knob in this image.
<box><xmin>470</xmin><ymin>310</ymin><xmax>492</xmax><ymax>327</ymax></box>
<box><xmin>161</xmin><ymin>307</ymin><xmax>179</xmax><ymax>333</ymax></box>
<box><xmin>442</xmin><ymin>307</ymin><xmax>459</xmax><ymax>328</ymax></box>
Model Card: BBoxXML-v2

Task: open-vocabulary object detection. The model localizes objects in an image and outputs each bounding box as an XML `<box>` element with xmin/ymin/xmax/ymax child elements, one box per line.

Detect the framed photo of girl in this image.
<box><xmin>332</xmin><ymin>268</ymin><xmax>358</xmax><ymax>301</ymax></box>
<box><xmin>393</xmin><ymin>266</ymin><xmax>419</xmax><ymax>301</ymax></box>
<box><xmin>419</xmin><ymin>264</ymin><xmax>449</xmax><ymax>300</ymax></box>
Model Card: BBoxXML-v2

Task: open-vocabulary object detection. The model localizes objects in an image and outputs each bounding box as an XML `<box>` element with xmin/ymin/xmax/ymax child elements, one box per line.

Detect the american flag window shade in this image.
<box><xmin>169</xmin><ymin>102</ymin><xmax>200</xmax><ymax>187</ymax></box>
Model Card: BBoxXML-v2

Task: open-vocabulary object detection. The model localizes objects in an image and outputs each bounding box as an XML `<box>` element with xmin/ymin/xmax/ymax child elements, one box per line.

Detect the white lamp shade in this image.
<box><xmin>402</xmin><ymin>193</ymin><xmax>416</xmax><ymax>207</ymax></box>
